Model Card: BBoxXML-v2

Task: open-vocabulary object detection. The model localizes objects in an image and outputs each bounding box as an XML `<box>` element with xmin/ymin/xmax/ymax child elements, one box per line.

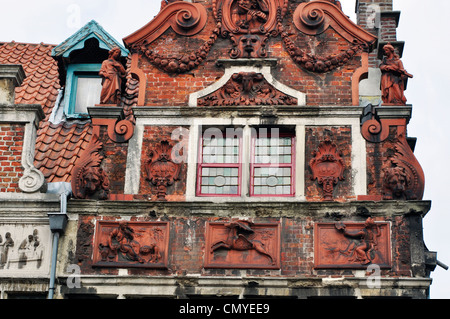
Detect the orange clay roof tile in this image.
<box><xmin>0</xmin><ymin>42</ymin><xmax>61</xmax><ymax>119</ymax></box>
<box><xmin>34</xmin><ymin>121</ymin><xmax>93</xmax><ymax>183</ymax></box>
<box><xmin>0</xmin><ymin>41</ymin><xmax>94</xmax><ymax>183</ymax></box>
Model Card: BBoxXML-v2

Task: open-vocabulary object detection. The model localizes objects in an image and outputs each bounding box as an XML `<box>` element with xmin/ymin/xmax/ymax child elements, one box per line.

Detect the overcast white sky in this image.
<box><xmin>0</xmin><ymin>0</ymin><xmax>448</xmax><ymax>299</ymax></box>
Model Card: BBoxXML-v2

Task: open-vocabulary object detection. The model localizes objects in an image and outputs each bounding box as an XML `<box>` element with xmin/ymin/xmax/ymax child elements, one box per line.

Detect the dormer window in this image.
<box><xmin>65</xmin><ymin>64</ymin><xmax>103</xmax><ymax>116</ymax></box>
<box><xmin>51</xmin><ymin>20</ymin><xmax>128</xmax><ymax>119</ymax></box>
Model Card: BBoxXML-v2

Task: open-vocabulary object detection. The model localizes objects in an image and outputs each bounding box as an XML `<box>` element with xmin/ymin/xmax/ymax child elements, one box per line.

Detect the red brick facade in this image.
<box><xmin>0</xmin><ymin>0</ymin><xmax>440</xmax><ymax>299</ymax></box>
<box><xmin>0</xmin><ymin>124</ymin><xmax>24</xmax><ymax>192</ymax></box>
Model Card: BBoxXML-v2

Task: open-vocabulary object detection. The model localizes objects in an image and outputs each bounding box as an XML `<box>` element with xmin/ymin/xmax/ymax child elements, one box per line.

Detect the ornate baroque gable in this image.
<box><xmin>123</xmin><ymin>0</ymin><xmax>377</xmax><ymax>107</ymax></box>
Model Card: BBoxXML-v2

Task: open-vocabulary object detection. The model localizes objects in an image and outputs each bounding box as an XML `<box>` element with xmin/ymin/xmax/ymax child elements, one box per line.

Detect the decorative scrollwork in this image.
<box><xmin>135</xmin><ymin>23</ymin><xmax>221</xmax><ymax>74</ymax></box>
<box><xmin>124</xmin><ymin>2</ymin><xmax>208</xmax><ymax>47</ymax></box>
<box><xmin>109</xmin><ymin>119</ymin><xmax>134</xmax><ymax>143</ymax></box>
<box><xmin>19</xmin><ymin>153</ymin><xmax>46</xmax><ymax>193</ymax></box>
<box><xmin>382</xmin><ymin>134</ymin><xmax>425</xmax><ymax>201</ymax></box>
<box><xmin>71</xmin><ymin>134</ymin><xmax>110</xmax><ymax>200</ymax></box>
<box><xmin>299</xmin><ymin>6</ymin><xmax>328</xmax><ymax>30</ymax></box>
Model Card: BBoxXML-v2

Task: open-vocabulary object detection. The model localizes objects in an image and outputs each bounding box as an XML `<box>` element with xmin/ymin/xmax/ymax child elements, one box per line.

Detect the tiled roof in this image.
<box><xmin>34</xmin><ymin>121</ymin><xmax>92</xmax><ymax>183</ymax></box>
<box><xmin>0</xmin><ymin>41</ymin><xmax>61</xmax><ymax>120</ymax></box>
<box><xmin>122</xmin><ymin>56</ymin><xmax>139</xmax><ymax>123</ymax></box>
<box><xmin>0</xmin><ymin>41</ymin><xmax>93</xmax><ymax>183</ymax></box>
<box><xmin>0</xmin><ymin>40</ymin><xmax>136</xmax><ymax>184</ymax></box>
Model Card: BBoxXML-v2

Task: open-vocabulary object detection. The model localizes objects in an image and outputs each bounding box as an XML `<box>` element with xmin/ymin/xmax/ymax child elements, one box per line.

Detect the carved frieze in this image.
<box><xmin>144</xmin><ymin>140</ymin><xmax>182</xmax><ymax>201</ymax></box>
<box><xmin>315</xmin><ymin>218</ymin><xmax>391</xmax><ymax>269</ymax></box>
<box><xmin>309</xmin><ymin>138</ymin><xmax>345</xmax><ymax>201</ymax></box>
<box><xmin>0</xmin><ymin>225</ymin><xmax>50</xmax><ymax>275</ymax></box>
<box><xmin>205</xmin><ymin>220</ymin><xmax>280</xmax><ymax>269</ymax></box>
<box><xmin>93</xmin><ymin>221</ymin><xmax>169</xmax><ymax>269</ymax></box>
<box><xmin>197</xmin><ymin>72</ymin><xmax>298</xmax><ymax>106</ymax></box>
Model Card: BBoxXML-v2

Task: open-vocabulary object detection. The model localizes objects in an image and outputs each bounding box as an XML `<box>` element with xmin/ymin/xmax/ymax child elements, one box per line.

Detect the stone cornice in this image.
<box><xmin>66</xmin><ymin>199</ymin><xmax>432</xmax><ymax>219</ymax></box>
<box><xmin>132</xmin><ymin>106</ymin><xmax>366</xmax><ymax>120</ymax></box>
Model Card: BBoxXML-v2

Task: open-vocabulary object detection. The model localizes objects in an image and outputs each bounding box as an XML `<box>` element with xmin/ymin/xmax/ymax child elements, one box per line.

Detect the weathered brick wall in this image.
<box><xmin>366</xmin><ymin>126</ymin><xmax>398</xmax><ymax>198</ymax></box>
<box><xmin>74</xmin><ymin>213</ymin><xmax>413</xmax><ymax>278</ymax></box>
<box><xmin>98</xmin><ymin>126</ymin><xmax>129</xmax><ymax>196</ymax></box>
<box><xmin>356</xmin><ymin>0</ymin><xmax>397</xmax><ymax>68</ymax></box>
<box><xmin>0</xmin><ymin>124</ymin><xmax>24</xmax><ymax>192</ymax></box>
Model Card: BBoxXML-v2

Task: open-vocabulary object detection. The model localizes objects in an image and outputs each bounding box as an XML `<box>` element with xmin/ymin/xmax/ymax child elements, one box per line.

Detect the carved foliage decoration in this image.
<box><xmin>127</xmin><ymin>1</ymin><xmax>377</xmax><ymax>74</ymax></box>
<box><xmin>293</xmin><ymin>1</ymin><xmax>377</xmax><ymax>45</ymax></box>
<box><xmin>126</xmin><ymin>2</ymin><xmax>214</xmax><ymax>74</ymax></box>
<box><xmin>382</xmin><ymin>134</ymin><xmax>425</xmax><ymax>200</ymax></box>
<box><xmin>309</xmin><ymin>138</ymin><xmax>345</xmax><ymax>201</ymax></box>
<box><xmin>315</xmin><ymin>218</ymin><xmax>391</xmax><ymax>269</ymax></box>
<box><xmin>94</xmin><ymin>221</ymin><xmax>169</xmax><ymax>269</ymax></box>
<box><xmin>71</xmin><ymin>134</ymin><xmax>110</xmax><ymax>200</ymax></box>
<box><xmin>198</xmin><ymin>72</ymin><xmax>298</xmax><ymax>106</ymax></box>
<box><xmin>205</xmin><ymin>220</ymin><xmax>280</xmax><ymax>269</ymax></box>
<box><xmin>280</xmin><ymin>0</ymin><xmax>376</xmax><ymax>73</ymax></box>
<box><xmin>144</xmin><ymin>140</ymin><xmax>182</xmax><ymax>201</ymax></box>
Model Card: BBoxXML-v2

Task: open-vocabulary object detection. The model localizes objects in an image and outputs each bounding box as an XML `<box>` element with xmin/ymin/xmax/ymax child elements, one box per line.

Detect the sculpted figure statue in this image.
<box><xmin>99</xmin><ymin>47</ymin><xmax>126</xmax><ymax>105</ymax></box>
<box><xmin>232</xmin><ymin>0</ymin><xmax>269</xmax><ymax>30</ymax></box>
<box><xmin>380</xmin><ymin>43</ymin><xmax>413</xmax><ymax>105</ymax></box>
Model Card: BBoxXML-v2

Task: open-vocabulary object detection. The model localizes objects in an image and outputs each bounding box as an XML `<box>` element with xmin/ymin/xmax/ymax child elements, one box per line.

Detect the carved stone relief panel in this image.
<box><xmin>0</xmin><ymin>224</ymin><xmax>51</xmax><ymax>276</ymax></box>
<box><xmin>315</xmin><ymin>218</ymin><xmax>391</xmax><ymax>269</ymax></box>
<box><xmin>309</xmin><ymin>138</ymin><xmax>345</xmax><ymax>201</ymax></box>
<box><xmin>93</xmin><ymin>221</ymin><xmax>170</xmax><ymax>269</ymax></box>
<box><xmin>205</xmin><ymin>220</ymin><xmax>280</xmax><ymax>269</ymax></box>
<box><xmin>197</xmin><ymin>72</ymin><xmax>298</xmax><ymax>106</ymax></box>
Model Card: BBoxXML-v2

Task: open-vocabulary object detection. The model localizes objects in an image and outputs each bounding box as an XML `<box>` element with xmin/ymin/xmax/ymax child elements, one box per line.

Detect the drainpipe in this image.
<box><xmin>47</xmin><ymin>182</ymin><xmax>71</xmax><ymax>299</ymax></box>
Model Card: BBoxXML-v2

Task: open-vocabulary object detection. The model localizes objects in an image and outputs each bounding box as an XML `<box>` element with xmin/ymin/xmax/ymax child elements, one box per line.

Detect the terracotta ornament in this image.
<box><xmin>284</xmin><ymin>0</ymin><xmax>376</xmax><ymax>73</ymax></box>
<box><xmin>126</xmin><ymin>1</ymin><xmax>377</xmax><ymax>74</ymax></box>
<box><xmin>382</xmin><ymin>133</ymin><xmax>425</xmax><ymax>200</ymax></box>
<box><xmin>198</xmin><ymin>72</ymin><xmax>297</xmax><ymax>106</ymax></box>
<box><xmin>230</xmin><ymin>0</ymin><xmax>270</xmax><ymax>32</ymax></box>
<box><xmin>71</xmin><ymin>134</ymin><xmax>110</xmax><ymax>200</ymax></box>
<box><xmin>99</xmin><ymin>47</ymin><xmax>126</xmax><ymax>105</ymax></box>
<box><xmin>205</xmin><ymin>220</ymin><xmax>280</xmax><ymax>269</ymax></box>
<box><xmin>327</xmin><ymin>0</ymin><xmax>342</xmax><ymax>10</ymax></box>
<box><xmin>91</xmin><ymin>117</ymin><xmax>135</xmax><ymax>144</ymax></box>
<box><xmin>94</xmin><ymin>221</ymin><xmax>169</xmax><ymax>268</ymax></box>
<box><xmin>217</xmin><ymin>0</ymin><xmax>287</xmax><ymax>59</ymax></box>
<box><xmin>160</xmin><ymin>0</ymin><xmax>182</xmax><ymax>11</ymax></box>
<box><xmin>315</xmin><ymin>219</ymin><xmax>391</xmax><ymax>269</ymax></box>
<box><xmin>309</xmin><ymin>138</ymin><xmax>345</xmax><ymax>201</ymax></box>
<box><xmin>380</xmin><ymin>43</ymin><xmax>413</xmax><ymax>105</ymax></box>
<box><xmin>124</xmin><ymin>2</ymin><xmax>211</xmax><ymax>74</ymax></box>
<box><xmin>144</xmin><ymin>140</ymin><xmax>182</xmax><ymax>201</ymax></box>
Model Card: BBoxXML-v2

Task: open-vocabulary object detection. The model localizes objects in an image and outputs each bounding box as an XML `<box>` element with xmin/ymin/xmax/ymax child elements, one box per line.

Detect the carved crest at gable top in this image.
<box><xmin>124</xmin><ymin>0</ymin><xmax>377</xmax><ymax>74</ymax></box>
